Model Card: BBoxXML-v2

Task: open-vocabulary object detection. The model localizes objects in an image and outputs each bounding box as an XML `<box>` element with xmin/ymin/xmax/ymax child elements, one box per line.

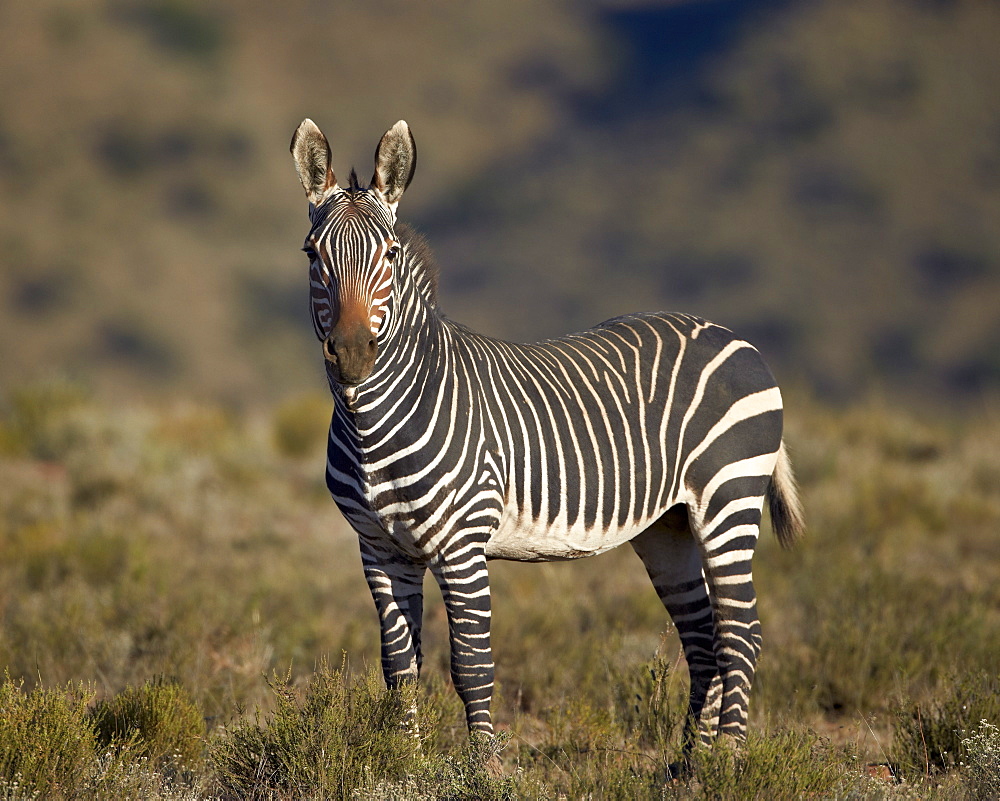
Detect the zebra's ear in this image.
<box><xmin>372</xmin><ymin>120</ymin><xmax>416</xmax><ymax>209</ymax></box>
<box><xmin>291</xmin><ymin>119</ymin><xmax>338</xmax><ymax>206</ymax></box>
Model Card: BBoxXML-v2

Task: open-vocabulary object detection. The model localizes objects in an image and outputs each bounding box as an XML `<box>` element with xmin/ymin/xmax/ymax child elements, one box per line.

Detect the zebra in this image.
<box><xmin>289</xmin><ymin>118</ymin><xmax>804</xmax><ymax>757</ymax></box>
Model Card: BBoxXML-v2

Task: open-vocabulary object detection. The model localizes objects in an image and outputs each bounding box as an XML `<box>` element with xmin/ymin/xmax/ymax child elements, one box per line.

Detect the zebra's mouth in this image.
<box><xmin>327</xmin><ymin>365</ymin><xmax>369</xmax><ymax>387</ymax></box>
<box><xmin>326</xmin><ymin>359</ymin><xmax>369</xmax><ymax>389</ymax></box>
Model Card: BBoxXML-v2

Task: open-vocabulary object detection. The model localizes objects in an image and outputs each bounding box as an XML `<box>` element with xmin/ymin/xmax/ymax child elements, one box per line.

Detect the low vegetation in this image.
<box><xmin>1</xmin><ymin>381</ymin><xmax>998</xmax><ymax>798</ymax></box>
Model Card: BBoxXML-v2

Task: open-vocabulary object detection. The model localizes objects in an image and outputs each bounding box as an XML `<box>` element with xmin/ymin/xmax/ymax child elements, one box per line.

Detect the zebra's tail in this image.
<box><xmin>768</xmin><ymin>440</ymin><xmax>805</xmax><ymax>549</ymax></box>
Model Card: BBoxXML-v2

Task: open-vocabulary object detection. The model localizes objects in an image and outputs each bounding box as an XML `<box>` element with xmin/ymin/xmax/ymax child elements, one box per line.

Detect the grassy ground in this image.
<box><xmin>1</xmin><ymin>380</ymin><xmax>998</xmax><ymax>798</ymax></box>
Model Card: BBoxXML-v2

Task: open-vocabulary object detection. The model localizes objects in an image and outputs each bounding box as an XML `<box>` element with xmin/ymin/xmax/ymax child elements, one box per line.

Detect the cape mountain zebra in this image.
<box><xmin>289</xmin><ymin>119</ymin><xmax>804</xmax><ymax>753</ymax></box>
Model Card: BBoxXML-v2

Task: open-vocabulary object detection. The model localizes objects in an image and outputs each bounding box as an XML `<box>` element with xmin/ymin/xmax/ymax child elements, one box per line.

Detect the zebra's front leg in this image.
<box><xmin>431</xmin><ymin>545</ymin><xmax>494</xmax><ymax>736</ymax></box>
<box><xmin>360</xmin><ymin>538</ymin><xmax>426</xmax><ymax>706</ymax></box>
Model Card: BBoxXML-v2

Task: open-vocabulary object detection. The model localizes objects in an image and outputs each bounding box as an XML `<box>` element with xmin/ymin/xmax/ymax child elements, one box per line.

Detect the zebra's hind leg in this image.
<box><xmin>359</xmin><ymin>538</ymin><xmax>426</xmax><ymax>733</ymax></box>
<box><xmin>688</xmin><ymin>475</ymin><xmax>771</xmax><ymax>745</ymax></box>
<box><xmin>631</xmin><ymin>506</ymin><xmax>721</xmax><ymax>761</ymax></box>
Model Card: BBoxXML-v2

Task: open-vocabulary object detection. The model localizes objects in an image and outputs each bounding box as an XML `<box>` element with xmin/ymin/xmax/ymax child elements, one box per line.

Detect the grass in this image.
<box><xmin>892</xmin><ymin>671</ymin><xmax>1000</xmax><ymax>780</ymax></box>
<box><xmin>1</xmin><ymin>381</ymin><xmax>999</xmax><ymax>797</ymax></box>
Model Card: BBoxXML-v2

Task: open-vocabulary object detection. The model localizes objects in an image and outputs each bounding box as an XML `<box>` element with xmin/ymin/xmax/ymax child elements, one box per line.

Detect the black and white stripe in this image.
<box><xmin>291</xmin><ymin>120</ymin><xmax>804</xmax><ymax>750</ymax></box>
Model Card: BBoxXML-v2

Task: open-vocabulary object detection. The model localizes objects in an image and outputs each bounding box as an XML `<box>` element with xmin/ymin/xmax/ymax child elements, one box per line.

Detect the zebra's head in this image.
<box><xmin>290</xmin><ymin>119</ymin><xmax>416</xmax><ymax>386</ymax></box>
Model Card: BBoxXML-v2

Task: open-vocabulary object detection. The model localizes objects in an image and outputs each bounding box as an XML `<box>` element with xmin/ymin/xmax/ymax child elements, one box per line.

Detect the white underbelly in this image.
<box><xmin>484</xmin><ymin>506</ymin><xmax>654</xmax><ymax>562</ymax></box>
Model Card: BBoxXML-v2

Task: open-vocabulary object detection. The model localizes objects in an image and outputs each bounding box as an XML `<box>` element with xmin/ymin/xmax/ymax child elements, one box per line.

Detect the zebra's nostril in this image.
<box><xmin>367</xmin><ymin>338</ymin><xmax>376</xmax><ymax>351</ymax></box>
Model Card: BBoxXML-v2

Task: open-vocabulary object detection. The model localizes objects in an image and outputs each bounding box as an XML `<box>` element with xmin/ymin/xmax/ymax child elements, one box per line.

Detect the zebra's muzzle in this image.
<box><xmin>323</xmin><ymin>325</ymin><xmax>377</xmax><ymax>386</ymax></box>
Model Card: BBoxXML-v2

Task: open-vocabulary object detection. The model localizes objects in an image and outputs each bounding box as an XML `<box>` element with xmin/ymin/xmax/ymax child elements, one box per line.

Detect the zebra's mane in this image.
<box><xmin>396</xmin><ymin>223</ymin><xmax>440</xmax><ymax>310</ymax></box>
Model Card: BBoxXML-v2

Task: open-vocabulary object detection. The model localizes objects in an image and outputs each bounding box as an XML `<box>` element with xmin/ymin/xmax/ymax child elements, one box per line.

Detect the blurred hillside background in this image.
<box><xmin>2</xmin><ymin>0</ymin><xmax>999</xmax><ymax>407</ymax></box>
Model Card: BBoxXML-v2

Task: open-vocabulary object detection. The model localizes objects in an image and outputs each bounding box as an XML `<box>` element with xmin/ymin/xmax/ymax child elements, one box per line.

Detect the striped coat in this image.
<box><xmin>291</xmin><ymin>119</ymin><xmax>804</xmax><ymax>756</ymax></box>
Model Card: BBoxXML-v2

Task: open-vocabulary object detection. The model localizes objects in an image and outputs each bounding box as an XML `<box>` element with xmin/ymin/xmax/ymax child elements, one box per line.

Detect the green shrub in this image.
<box><xmin>210</xmin><ymin>660</ymin><xmax>425</xmax><ymax>799</ymax></box>
<box><xmin>91</xmin><ymin>678</ymin><xmax>206</xmax><ymax>772</ymax></box>
<box><xmin>403</xmin><ymin>732</ymin><xmax>518</xmax><ymax>801</ymax></box>
<box><xmin>688</xmin><ymin>728</ymin><xmax>855</xmax><ymax>800</ymax></box>
<box><xmin>0</xmin><ymin>674</ymin><xmax>98</xmax><ymax>798</ymax></box>
<box><xmin>210</xmin><ymin>660</ymin><xmax>526</xmax><ymax>800</ymax></box>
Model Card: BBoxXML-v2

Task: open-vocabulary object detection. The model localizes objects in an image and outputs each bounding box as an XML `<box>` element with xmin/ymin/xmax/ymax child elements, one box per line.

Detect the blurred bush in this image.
<box><xmin>0</xmin><ymin>379</ymin><xmax>89</xmax><ymax>460</ymax></box>
<box><xmin>271</xmin><ymin>391</ymin><xmax>330</xmax><ymax>459</ymax></box>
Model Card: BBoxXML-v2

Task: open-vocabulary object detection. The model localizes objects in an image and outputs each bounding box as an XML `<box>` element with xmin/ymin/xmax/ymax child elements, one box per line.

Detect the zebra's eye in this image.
<box><xmin>302</xmin><ymin>247</ymin><xmax>318</xmax><ymax>262</ymax></box>
<box><xmin>385</xmin><ymin>245</ymin><xmax>400</xmax><ymax>262</ymax></box>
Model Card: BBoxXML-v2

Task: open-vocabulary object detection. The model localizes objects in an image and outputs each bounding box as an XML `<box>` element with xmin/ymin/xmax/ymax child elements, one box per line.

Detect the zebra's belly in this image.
<box><xmin>485</xmin><ymin>509</ymin><xmax>654</xmax><ymax>562</ymax></box>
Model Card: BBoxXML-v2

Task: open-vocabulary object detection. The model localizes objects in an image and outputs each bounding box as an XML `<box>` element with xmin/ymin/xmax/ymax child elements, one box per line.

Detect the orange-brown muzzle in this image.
<box><xmin>324</xmin><ymin>316</ymin><xmax>377</xmax><ymax>385</ymax></box>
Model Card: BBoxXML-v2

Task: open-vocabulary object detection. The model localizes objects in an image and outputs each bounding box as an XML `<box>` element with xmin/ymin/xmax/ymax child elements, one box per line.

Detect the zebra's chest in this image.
<box><xmin>326</xmin><ymin>431</ymin><xmax>505</xmax><ymax>560</ymax></box>
<box><xmin>328</xmin><ymin>461</ymin><xmax>434</xmax><ymax>555</ymax></box>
